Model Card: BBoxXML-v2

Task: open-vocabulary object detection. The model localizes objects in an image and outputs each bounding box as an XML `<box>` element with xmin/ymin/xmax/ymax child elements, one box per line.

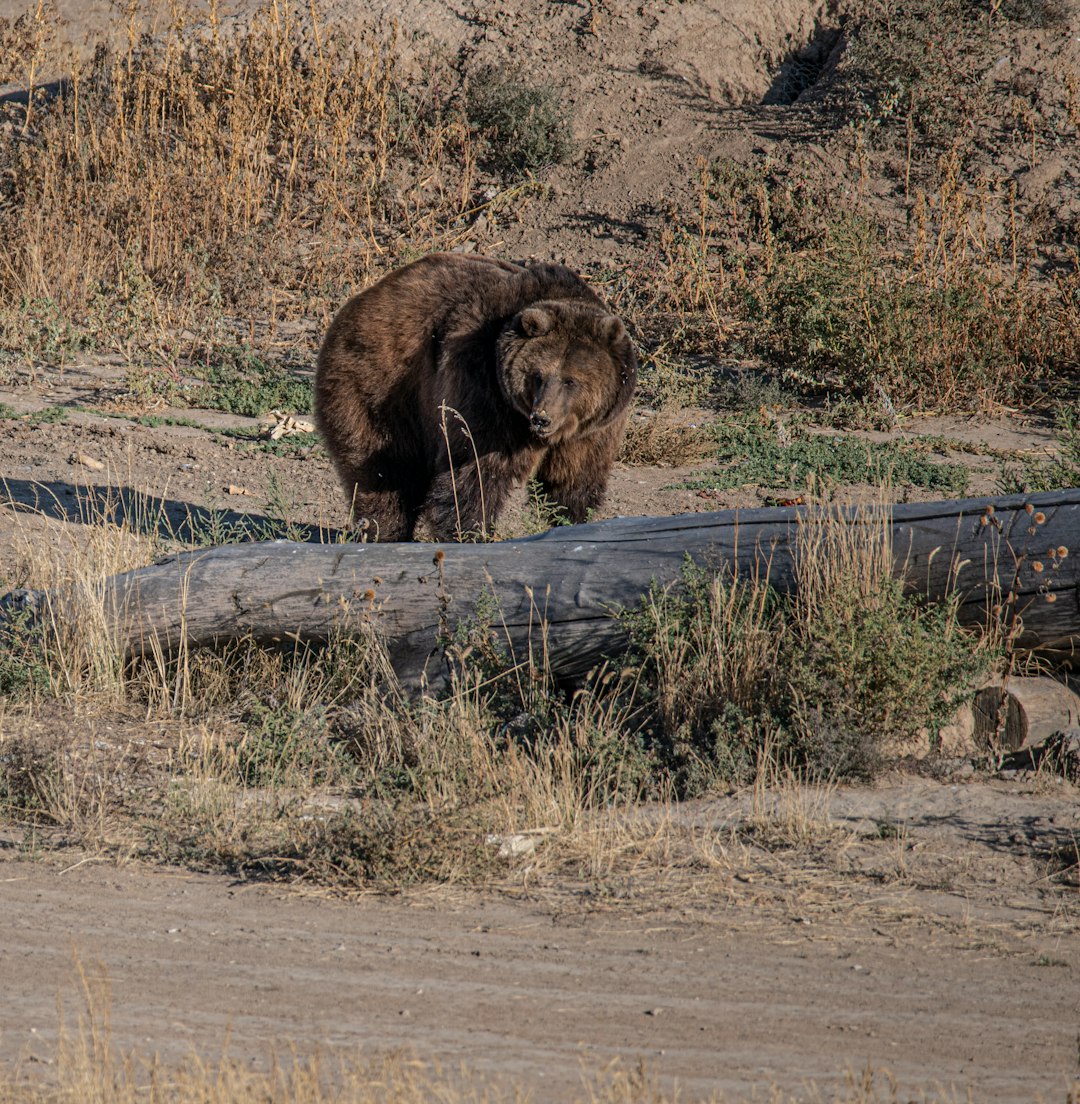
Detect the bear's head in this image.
<box><xmin>496</xmin><ymin>299</ymin><xmax>637</xmax><ymax>444</ymax></box>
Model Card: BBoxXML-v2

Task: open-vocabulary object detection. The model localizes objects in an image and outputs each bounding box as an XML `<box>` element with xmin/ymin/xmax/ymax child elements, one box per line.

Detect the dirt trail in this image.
<box><xmin>4</xmin><ymin>775</ymin><xmax>1080</xmax><ymax>1101</ymax></box>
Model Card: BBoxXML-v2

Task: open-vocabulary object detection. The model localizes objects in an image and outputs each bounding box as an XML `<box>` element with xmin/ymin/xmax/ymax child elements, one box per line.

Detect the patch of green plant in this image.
<box><xmin>177</xmin><ymin>504</ymin><xmax>325</xmax><ymax>548</ymax></box>
<box><xmin>25</xmin><ymin>405</ymin><xmax>68</xmax><ymax>425</ymax></box>
<box><xmin>190</xmin><ymin>345</ymin><xmax>312</xmax><ymax>418</ymax></box>
<box><xmin>687</xmin><ymin>155</ymin><xmax>1079</xmax><ymax>413</ymax></box>
<box><xmin>0</xmin><ymin>403</ymin><xmax>16</xmax><ymax>419</ymax></box>
<box><xmin>134</xmin><ymin>413</ymin><xmax>209</xmax><ymax>430</ymax></box>
<box><xmin>0</xmin><ymin>734</ymin><xmax>50</xmax><ymax>818</ymax></box>
<box><xmin>234</xmin><ymin>703</ymin><xmax>351</xmax><ymax>789</ymax></box>
<box><xmin>680</xmin><ymin>415</ymin><xmax>968</xmax><ymax>495</ymax></box>
<box><xmin>465</xmin><ymin>63</ymin><xmax>574</xmax><ymax>177</ymax></box>
<box><xmin>437</xmin><ymin>591</ymin><xmax>653</xmax><ymax>803</ymax></box>
<box><xmin>0</xmin><ymin>297</ymin><xmax>88</xmax><ymax>363</ymax></box>
<box><xmin>518</xmin><ymin>479</ymin><xmax>576</xmax><ymax>534</ymax></box>
<box><xmin>86</xmin><ymin>249</ymin><xmax>164</xmax><ymax>356</ymax></box>
<box><xmin>998</xmin><ymin>406</ymin><xmax>1080</xmax><ymax>493</ymax></box>
<box><xmin>0</xmin><ymin>607</ymin><xmax>51</xmax><ymax>702</ymax></box>
<box><xmin>288</xmin><ymin>800</ymin><xmax>501</xmax><ymax>888</ymax></box>
<box><xmin>634</xmin><ymin>348</ymin><xmax>716</xmax><ymax>409</ymax></box>
<box><xmin>119</xmin><ymin>365</ymin><xmax>185</xmax><ymax>408</ymax></box>
<box><xmin>845</xmin><ymin>0</ymin><xmax>1001</xmax><ymax>152</ymax></box>
<box><xmin>745</xmin><ymin>212</ymin><xmax>1063</xmax><ymax>412</ymax></box>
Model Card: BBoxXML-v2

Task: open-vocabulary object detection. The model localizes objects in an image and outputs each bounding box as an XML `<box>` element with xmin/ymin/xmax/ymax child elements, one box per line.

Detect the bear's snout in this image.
<box><xmin>530</xmin><ymin>408</ymin><xmax>552</xmax><ymax>432</ymax></box>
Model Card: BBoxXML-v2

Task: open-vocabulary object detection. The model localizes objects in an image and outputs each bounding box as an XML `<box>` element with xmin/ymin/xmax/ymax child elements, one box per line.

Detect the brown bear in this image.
<box><xmin>314</xmin><ymin>253</ymin><xmax>638</xmax><ymax>541</ymax></box>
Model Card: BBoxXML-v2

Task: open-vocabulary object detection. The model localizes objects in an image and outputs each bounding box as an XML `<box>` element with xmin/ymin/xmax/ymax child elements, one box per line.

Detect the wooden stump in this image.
<box><xmin>973</xmin><ymin>676</ymin><xmax>1080</xmax><ymax>752</ymax></box>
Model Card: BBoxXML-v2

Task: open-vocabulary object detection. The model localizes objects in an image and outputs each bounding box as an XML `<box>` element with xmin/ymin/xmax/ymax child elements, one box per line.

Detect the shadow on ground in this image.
<box><xmin>1</xmin><ymin>478</ymin><xmax>348</xmax><ymax>546</ymax></box>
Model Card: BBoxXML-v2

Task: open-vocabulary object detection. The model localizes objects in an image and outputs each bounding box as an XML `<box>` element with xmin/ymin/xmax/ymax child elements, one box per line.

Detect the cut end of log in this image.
<box><xmin>973</xmin><ymin>676</ymin><xmax>1080</xmax><ymax>752</ymax></box>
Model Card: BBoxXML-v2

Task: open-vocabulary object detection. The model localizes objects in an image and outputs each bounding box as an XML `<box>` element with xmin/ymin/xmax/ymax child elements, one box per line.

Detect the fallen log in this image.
<box><xmin>4</xmin><ymin>488</ymin><xmax>1079</xmax><ymax>687</ymax></box>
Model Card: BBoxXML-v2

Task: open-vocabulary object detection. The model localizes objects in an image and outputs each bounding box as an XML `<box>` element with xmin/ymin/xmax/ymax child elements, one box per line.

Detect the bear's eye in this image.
<box><xmin>563</xmin><ymin>378</ymin><xmax>576</xmax><ymax>391</ymax></box>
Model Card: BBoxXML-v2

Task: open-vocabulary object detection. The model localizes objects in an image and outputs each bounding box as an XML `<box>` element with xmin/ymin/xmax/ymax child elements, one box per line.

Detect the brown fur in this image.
<box><xmin>314</xmin><ymin>253</ymin><xmax>638</xmax><ymax>541</ymax></box>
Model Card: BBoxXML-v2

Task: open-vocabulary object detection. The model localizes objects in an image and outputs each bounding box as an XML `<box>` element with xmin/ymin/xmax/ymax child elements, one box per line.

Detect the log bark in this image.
<box><xmin>5</xmin><ymin>488</ymin><xmax>1080</xmax><ymax>688</ymax></box>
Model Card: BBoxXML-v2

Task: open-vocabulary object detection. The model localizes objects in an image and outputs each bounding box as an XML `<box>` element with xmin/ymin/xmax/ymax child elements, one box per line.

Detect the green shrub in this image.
<box><xmin>847</xmin><ymin>0</ymin><xmax>1069</xmax><ymax>155</ymax></box>
<box><xmin>680</xmin><ymin>413</ymin><xmax>969</xmax><ymax>495</ymax></box>
<box><xmin>190</xmin><ymin>344</ymin><xmax>312</xmax><ymax>417</ymax></box>
<box><xmin>784</xmin><ymin>575</ymin><xmax>988</xmax><ymax>779</ymax></box>
<box><xmin>624</xmin><ymin>508</ymin><xmax>994</xmax><ymax>792</ymax></box>
<box><xmin>998</xmin><ymin>405</ymin><xmax>1080</xmax><ymax>492</ymax></box>
<box><xmin>234</xmin><ymin>703</ymin><xmax>346</xmax><ymax>789</ymax></box>
<box><xmin>465</xmin><ymin>64</ymin><xmax>573</xmax><ymax>176</ymax></box>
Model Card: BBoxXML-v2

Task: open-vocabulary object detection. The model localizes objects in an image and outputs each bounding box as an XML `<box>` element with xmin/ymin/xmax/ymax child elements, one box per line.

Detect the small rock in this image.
<box><xmin>485</xmin><ymin>832</ymin><xmax>538</xmax><ymax>857</ymax></box>
<box><xmin>71</xmin><ymin>452</ymin><xmax>104</xmax><ymax>471</ymax></box>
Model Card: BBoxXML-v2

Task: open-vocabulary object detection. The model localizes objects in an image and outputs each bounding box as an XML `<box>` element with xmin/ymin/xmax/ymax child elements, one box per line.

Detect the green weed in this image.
<box><xmin>233</xmin><ymin>704</ymin><xmax>349</xmax><ymax>789</ymax></box>
<box><xmin>847</xmin><ymin>0</ymin><xmax>1070</xmax><ymax>162</ymax></box>
<box><xmin>190</xmin><ymin>345</ymin><xmax>312</xmax><ymax>417</ymax></box>
<box><xmin>465</xmin><ymin>63</ymin><xmax>574</xmax><ymax>177</ymax></box>
<box><xmin>230</xmin><ymin>429</ymin><xmax>322</xmax><ymax>457</ymax></box>
<box><xmin>25</xmin><ymin>404</ymin><xmax>69</xmax><ymax>425</ymax></box>
<box><xmin>998</xmin><ymin>406</ymin><xmax>1080</xmax><ymax>493</ymax></box>
<box><xmin>0</xmin><ymin>604</ymin><xmax>51</xmax><ymax>701</ymax></box>
<box><xmin>679</xmin><ymin>414</ymin><xmax>968</xmax><ymax>495</ymax></box>
<box><xmin>0</xmin><ymin>295</ymin><xmax>88</xmax><ymax>365</ymax></box>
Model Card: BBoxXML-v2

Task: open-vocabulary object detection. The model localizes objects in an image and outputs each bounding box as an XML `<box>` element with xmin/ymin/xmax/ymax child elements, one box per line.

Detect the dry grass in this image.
<box><xmin>0</xmin><ymin>0</ymin><xmax>481</xmax><ymax>369</ymax></box>
<box><xmin>0</xmin><ymin>483</ymin><xmax>166</xmax><ymax>704</ymax></box>
<box><xmin>619</xmin><ymin>410</ymin><xmax>717</xmax><ymax>467</ymax></box>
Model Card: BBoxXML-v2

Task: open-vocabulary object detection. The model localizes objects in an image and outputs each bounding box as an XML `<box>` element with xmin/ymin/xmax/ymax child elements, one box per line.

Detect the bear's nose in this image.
<box><xmin>530</xmin><ymin>409</ymin><xmax>551</xmax><ymax>429</ymax></box>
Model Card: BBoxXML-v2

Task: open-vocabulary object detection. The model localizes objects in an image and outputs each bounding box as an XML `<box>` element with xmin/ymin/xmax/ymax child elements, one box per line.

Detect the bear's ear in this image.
<box><xmin>519</xmin><ymin>307</ymin><xmax>554</xmax><ymax>338</ymax></box>
<box><xmin>600</xmin><ymin>314</ymin><xmax>626</xmax><ymax>346</ymax></box>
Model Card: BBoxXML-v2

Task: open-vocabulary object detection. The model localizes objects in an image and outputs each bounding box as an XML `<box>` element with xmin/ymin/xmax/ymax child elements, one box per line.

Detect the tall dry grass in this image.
<box><xmin>0</xmin><ymin>0</ymin><xmax>480</xmax><ymax>366</ymax></box>
<box><xmin>611</xmin><ymin>152</ymin><xmax>1080</xmax><ymax>416</ymax></box>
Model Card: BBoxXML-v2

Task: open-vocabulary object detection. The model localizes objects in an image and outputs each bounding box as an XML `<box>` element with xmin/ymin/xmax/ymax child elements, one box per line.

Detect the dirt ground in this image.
<box><xmin>2</xmin><ymin>0</ymin><xmax>1080</xmax><ymax>1099</ymax></box>
<box><xmin>3</xmin><ymin>776</ymin><xmax>1080</xmax><ymax>1100</ymax></box>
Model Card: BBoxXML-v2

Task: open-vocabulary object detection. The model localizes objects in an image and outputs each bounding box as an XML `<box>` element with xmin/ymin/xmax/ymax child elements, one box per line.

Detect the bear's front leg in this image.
<box><xmin>419</xmin><ymin>457</ymin><xmax>507</xmax><ymax>543</ymax></box>
<box><xmin>535</xmin><ymin>426</ymin><xmax>621</xmax><ymax>525</ymax></box>
<box><xmin>336</xmin><ymin>455</ymin><xmax>426</xmax><ymax>541</ymax></box>
<box><xmin>423</xmin><ymin>454</ymin><xmax>519</xmax><ymax>542</ymax></box>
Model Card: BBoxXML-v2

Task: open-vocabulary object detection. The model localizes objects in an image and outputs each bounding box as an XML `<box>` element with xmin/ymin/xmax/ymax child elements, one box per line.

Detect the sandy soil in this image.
<box><xmin>2</xmin><ymin>0</ymin><xmax>1080</xmax><ymax>1099</ymax></box>
<box><xmin>3</xmin><ymin>775</ymin><xmax>1080</xmax><ymax>1100</ymax></box>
